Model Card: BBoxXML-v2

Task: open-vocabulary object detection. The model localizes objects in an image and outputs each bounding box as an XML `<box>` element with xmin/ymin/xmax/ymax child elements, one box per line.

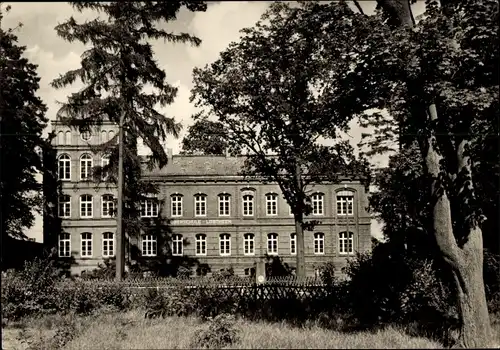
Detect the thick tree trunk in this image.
<box><xmin>295</xmin><ymin>214</ymin><xmax>306</xmax><ymax>279</ymax></box>
<box><xmin>375</xmin><ymin>0</ymin><xmax>493</xmax><ymax>346</ymax></box>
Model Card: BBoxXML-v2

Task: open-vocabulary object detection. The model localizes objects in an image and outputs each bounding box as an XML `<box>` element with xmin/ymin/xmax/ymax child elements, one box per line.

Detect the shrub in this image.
<box><xmin>191</xmin><ymin>313</ymin><xmax>240</xmax><ymax>349</ymax></box>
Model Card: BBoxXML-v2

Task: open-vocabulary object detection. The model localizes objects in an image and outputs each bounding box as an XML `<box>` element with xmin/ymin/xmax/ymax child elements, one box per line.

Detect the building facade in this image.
<box><xmin>47</xmin><ymin>121</ymin><xmax>371</xmax><ymax>277</ymax></box>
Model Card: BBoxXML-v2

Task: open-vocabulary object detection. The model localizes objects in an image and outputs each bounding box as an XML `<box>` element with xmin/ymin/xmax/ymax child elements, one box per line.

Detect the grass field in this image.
<box><xmin>2</xmin><ymin>310</ymin><xmax>445</xmax><ymax>350</ymax></box>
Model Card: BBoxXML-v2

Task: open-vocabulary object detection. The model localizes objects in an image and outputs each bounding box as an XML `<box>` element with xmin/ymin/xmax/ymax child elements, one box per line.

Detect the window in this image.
<box><xmin>218</xmin><ymin>194</ymin><xmax>230</xmax><ymax>216</ymax></box>
<box><xmin>171</xmin><ymin>234</ymin><xmax>183</xmax><ymax>256</ymax></box>
<box><xmin>171</xmin><ymin>194</ymin><xmax>183</xmax><ymax>217</ymax></box>
<box><xmin>314</xmin><ymin>232</ymin><xmax>325</xmax><ymax>254</ymax></box>
<box><xmin>242</xmin><ymin>194</ymin><xmax>254</xmax><ymax>216</ymax></box>
<box><xmin>80</xmin><ymin>195</ymin><xmax>93</xmax><ymax>218</ymax></box>
<box><xmin>141</xmin><ymin>198</ymin><xmax>159</xmax><ymax>217</ymax></box>
<box><xmin>142</xmin><ymin>234</ymin><xmax>157</xmax><ymax>256</ymax></box>
<box><xmin>243</xmin><ymin>233</ymin><xmax>255</xmax><ymax>255</ymax></box>
<box><xmin>101</xmin><ymin>194</ymin><xmax>114</xmax><ymax>218</ymax></box>
<box><xmin>267</xmin><ymin>233</ymin><xmax>278</xmax><ymax>255</ymax></box>
<box><xmin>108</xmin><ymin>130</ymin><xmax>115</xmax><ymax>142</ymax></box>
<box><xmin>195</xmin><ymin>234</ymin><xmax>207</xmax><ymax>256</ymax></box>
<box><xmin>339</xmin><ymin>231</ymin><xmax>354</xmax><ymax>255</ymax></box>
<box><xmin>81</xmin><ymin>232</ymin><xmax>93</xmax><ymax>257</ymax></box>
<box><xmin>101</xmin><ymin>156</ymin><xmax>109</xmax><ymax>180</ymax></box>
<box><xmin>194</xmin><ymin>194</ymin><xmax>207</xmax><ymax>217</ymax></box>
<box><xmin>244</xmin><ymin>267</ymin><xmax>256</xmax><ymax>277</ymax></box>
<box><xmin>102</xmin><ymin>232</ymin><xmax>114</xmax><ymax>257</ymax></box>
<box><xmin>311</xmin><ymin>193</ymin><xmax>324</xmax><ymax>216</ymax></box>
<box><xmin>58</xmin><ymin>194</ymin><xmax>71</xmax><ymax>218</ymax></box>
<box><xmin>58</xmin><ymin>154</ymin><xmax>71</xmax><ymax>180</ymax></box>
<box><xmin>58</xmin><ymin>232</ymin><xmax>71</xmax><ymax>257</ymax></box>
<box><xmin>81</xmin><ymin>130</ymin><xmax>92</xmax><ymax>141</ymax></box>
<box><xmin>65</xmin><ymin>131</ymin><xmax>71</xmax><ymax>145</ymax></box>
<box><xmin>219</xmin><ymin>233</ymin><xmax>231</xmax><ymax>256</ymax></box>
<box><xmin>101</xmin><ymin>130</ymin><xmax>107</xmax><ymax>143</ymax></box>
<box><xmin>337</xmin><ymin>190</ymin><xmax>354</xmax><ymax>216</ymax></box>
<box><xmin>265</xmin><ymin>193</ymin><xmax>278</xmax><ymax>216</ymax></box>
<box><xmin>57</xmin><ymin>131</ymin><xmax>64</xmax><ymax>145</ymax></box>
<box><xmin>290</xmin><ymin>233</ymin><xmax>296</xmax><ymax>255</ymax></box>
<box><xmin>80</xmin><ymin>153</ymin><xmax>93</xmax><ymax>180</ymax></box>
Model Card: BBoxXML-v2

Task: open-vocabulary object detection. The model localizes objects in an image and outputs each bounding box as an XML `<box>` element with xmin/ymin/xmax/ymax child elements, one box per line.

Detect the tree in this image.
<box><xmin>0</xmin><ymin>4</ymin><xmax>48</xmax><ymax>259</ymax></box>
<box><xmin>191</xmin><ymin>2</ymin><xmax>369</xmax><ymax>278</ymax></box>
<box><xmin>180</xmin><ymin>116</ymin><xmax>235</xmax><ymax>155</ymax></box>
<box><xmin>51</xmin><ymin>1</ymin><xmax>206</xmax><ymax>280</ymax></box>
<box><xmin>312</xmin><ymin>0</ymin><xmax>497</xmax><ymax>346</ymax></box>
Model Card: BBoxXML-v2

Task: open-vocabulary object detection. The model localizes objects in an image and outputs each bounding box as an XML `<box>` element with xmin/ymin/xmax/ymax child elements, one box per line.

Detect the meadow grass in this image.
<box><xmin>2</xmin><ymin>310</ymin><xmax>447</xmax><ymax>349</ymax></box>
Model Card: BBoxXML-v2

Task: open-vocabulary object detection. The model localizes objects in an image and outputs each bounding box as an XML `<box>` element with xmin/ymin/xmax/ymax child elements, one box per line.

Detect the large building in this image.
<box><xmin>45</xmin><ymin>120</ymin><xmax>371</xmax><ymax>277</ymax></box>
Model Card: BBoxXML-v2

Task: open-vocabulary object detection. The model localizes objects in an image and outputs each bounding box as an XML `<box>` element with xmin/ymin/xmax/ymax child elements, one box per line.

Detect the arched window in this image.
<box><xmin>108</xmin><ymin>130</ymin><xmax>115</xmax><ymax>143</ymax></box>
<box><xmin>339</xmin><ymin>231</ymin><xmax>354</xmax><ymax>255</ymax></box>
<box><xmin>171</xmin><ymin>194</ymin><xmax>183</xmax><ymax>217</ymax></box>
<box><xmin>336</xmin><ymin>190</ymin><xmax>354</xmax><ymax>216</ymax></box>
<box><xmin>101</xmin><ymin>130</ymin><xmax>107</xmax><ymax>143</ymax></box>
<box><xmin>314</xmin><ymin>232</ymin><xmax>325</xmax><ymax>254</ymax></box>
<box><xmin>101</xmin><ymin>194</ymin><xmax>114</xmax><ymax>218</ymax></box>
<box><xmin>81</xmin><ymin>232</ymin><xmax>93</xmax><ymax>257</ymax></box>
<box><xmin>80</xmin><ymin>153</ymin><xmax>93</xmax><ymax>180</ymax></box>
<box><xmin>265</xmin><ymin>193</ymin><xmax>278</xmax><ymax>216</ymax></box>
<box><xmin>65</xmin><ymin>131</ymin><xmax>71</xmax><ymax>145</ymax></box>
<box><xmin>311</xmin><ymin>193</ymin><xmax>324</xmax><ymax>216</ymax></box>
<box><xmin>267</xmin><ymin>233</ymin><xmax>278</xmax><ymax>255</ymax></box>
<box><xmin>57</xmin><ymin>131</ymin><xmax>65</xmax><ymax>145</ymax></box>
<box><xmin>195</xmin><ymin>234</ymin><xmax>206</xmax><ymax>256</ymax></box>
<box><xmin>102</xmin><ymin>232</ymin><xmax>114</xmax><ymax>257</ymax></box>
<box><xmin>171</xmin><ymin>234</ymin><xmax>183</xmax><ymax>256</ymax></box>
<box><xmin>242</xmin><ymin>194</ymin><xmax>254</xmax><ymax>216</ymax></box>
<box><xmin>58</xmin><ymin>232</ymin><xmax>71</xmax><ymax>257</ymax></box>
<box><xmin>58</xmin><ymin>194</ymin><xmax>71</xmax><ymax>218</ymax></box>
<box><xmin>219</xmin><ymin>233</ymin><xmax>231</xmax><ymax>256</ymax></box>
<box><xmin>80</xmin><ymin>194</ymin><xmax>93</xmax><ymax>218</ymax></box>
<box><xmin>243</xmin><ymin>233</ymin><xmax>255</xmax><ymax>256</ymax></box>
<box><xmin>194</xmin><ymin>193</ymin><xmax>207</xmax><ymax>217</ymax></box>
<box><xmin>218</xmin><ymin>193</ymin><xmax>231</xmax><ymax>216</ymax></box>
<box><xmin>80</xmin><ymin>130</ymin><xmax>92</xmax><ymax>141</ymax></box>
<box><xmin>58</xmin><ymin>154</ymin><xmax>71</xmax><ymax>180</ymax></box>
<box><xmin>142</xmin><ymin>234</ymin><xmax>157</xmax><ymax>256</ymax></box>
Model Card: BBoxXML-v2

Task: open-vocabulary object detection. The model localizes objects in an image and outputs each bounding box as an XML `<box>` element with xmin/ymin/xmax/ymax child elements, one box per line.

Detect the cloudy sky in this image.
<box><xmin>3</xmin><ymin>1</ymin><xmax>426</xmax><ymax>242</ymax></box>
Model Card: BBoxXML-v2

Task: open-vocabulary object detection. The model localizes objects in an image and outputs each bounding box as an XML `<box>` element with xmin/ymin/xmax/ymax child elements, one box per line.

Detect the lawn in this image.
<box><xmin>2</xmin><ymin>310</ymin><xmax>445</xmax><ymax>349</ymax></box>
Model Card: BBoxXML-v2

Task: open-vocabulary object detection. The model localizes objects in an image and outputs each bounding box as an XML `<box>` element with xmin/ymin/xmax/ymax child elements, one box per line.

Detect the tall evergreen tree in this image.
<box><xmin>0</xmin><ymin>4</ymin><xmax>48</xmax><ymax>264</ymax></box>
<box><xmin>51</xmin><ymin>1</ymin><xmax>206</xmax><ymax>280</ymax></box>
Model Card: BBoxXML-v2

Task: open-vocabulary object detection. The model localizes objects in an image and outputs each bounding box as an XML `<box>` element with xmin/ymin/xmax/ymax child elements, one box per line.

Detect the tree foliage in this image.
<box><xmin>51</xmin><ymin>2</ymin><xmax>206</xmax><ymax>246</ymax></box>
<box><xmin>0</xmin><ymin>5</ymin><xmax>48</xmax><ymax>243</ymax></box>
<box><xmin>190</xmin><ymin>1</ymin><xmax>370</xmax><ymax>277</ymax></box>
<box><xmin>180</xmin><ymin>116</ymin><xmax>236</xmax><ymax>156</ymax></box>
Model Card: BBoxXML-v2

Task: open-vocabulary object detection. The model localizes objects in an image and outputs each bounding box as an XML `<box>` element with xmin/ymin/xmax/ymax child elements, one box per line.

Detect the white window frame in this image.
<box><xmin>336</xmin><ymin>190</ymin><xmax>354</xmax><ymax>216</ymax></box>
<box><xmin>102</xmin><ymin>232</ymin><xmax>115</xmax><ymax>257</ymax></box>
<box><xmin>290</xmin><ymin>233</ymin><xmax>296</xmax><ymax>255</ymax></box>
<box><xmin>81</xmin><ymin>232</ymin><xmax>93</xmax><ymax>258</ymax></box>
<box><xmin>339</xmin><ymin>231</ymin><xmax>354</xmax><ymax>255</ymax></box>
<box><xmin>58</xmin><ymin>232</ymin><xmax>71</xmax><ymax>257</ymax></box>
<box><xmin>243</xmin><ymin>233</ymin><xmax>255</xmax><ymax>256</ymax></box>
<box><xmin>142</xmin><ymin>234</ymin><xmax>157</xmax><ymax>257</ymax></box>
<box><xmin>80</xmin><ymin>194</ymin><xmax>93</xmax><ymax>218</ymax></box>
<box><xmin>218</xmin><ymin>194</ymin><xmax>231</xmax><ymax>217</ymax></box>
<box><xmin>219</xmin><ymin>233</ymin><xmax>231</xmax><ymax>256</ymax></box>
<box><xmin>58</xmin><ymin>194</ymin><xmax>71</xmax><ymax>218</ymax></box>
<box><xmin>314</xmin><ymin>232</ymin><xmax>325</xmax><ymax>255</ymax></box>
<box><xmin>267</xmin><ymin>233</ymin><xmax>278</xmax><ymax>255</ymax></box>
<box><xmin>101</xmin><ymin>194</ymin><xmax>114</xmax><ymax>218</ymax></box>
<box><xmin>171</xmin><ymin>234</ymin><xmax>183</xmax><ymax>256</ymax></box>
<box><xmin>195</xmin><ymin>234</ymin><xmax>207</xmax><ymax>256</ymax></box>
<box><xmin>171</xmin><ymin>194</ymin><xmax>183</xmax><ymax>217</ymax></box>
<box><xmin>80</xmin><ymin>153</ymin><xmax>93</xmax><ymax>181</ymax></box>
<box><xmin>194</xmin><ymin>194</ymin><xmax>207</xmax><ymax>217</ymax></box>
<box><xmin>242</xmin><ymin>194</ymin><xmax>254</xmax><ymax>216</ymax></box>
<box><xmin>101</xmin><ymin>156</ymin><xmax>110</xmax><ymax>180</ymax></box>
<box><xmin>141</xmin><ymin>198</ymin><xmax>159</xmax><ymax>218</ymax></box>
<box><xmin>265</xmin><ymin>193</ymin><xmax>278</xmax><ymax>216</ymax></box>
<box><xmin>58</xmin><ymin>154</ymin><xmax>71</xmax><ymax>181</ymax></box>
<box><xmin>311</xmin><ymin>193</ymin><xmax>324</xmax><ymax>216</ymax></box>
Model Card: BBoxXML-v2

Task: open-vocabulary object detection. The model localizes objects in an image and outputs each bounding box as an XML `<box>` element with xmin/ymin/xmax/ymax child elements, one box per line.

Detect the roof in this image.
<box><xmin>142</xmin><ymin>155</ymin><xmax>247</xmax><ymax>177</ymax></box>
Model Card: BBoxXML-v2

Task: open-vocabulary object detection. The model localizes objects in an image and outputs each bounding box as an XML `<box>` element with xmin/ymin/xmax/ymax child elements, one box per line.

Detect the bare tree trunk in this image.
<box><xmin>295</xmin><ymin>162</ymin><xmax>306</xmax><ymax>279</ymax></box>
<box><xmin>375</xmin><ymin>0</ymin><xmax>493</xmax><ymax>347</ymax></box>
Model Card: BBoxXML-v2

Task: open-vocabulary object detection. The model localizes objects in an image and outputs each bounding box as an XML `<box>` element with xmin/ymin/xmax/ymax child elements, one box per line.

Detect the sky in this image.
<box><xmin>3</xmin><ymin>1</ymin><xmax>427</xmax><ymax>242</ymax></box>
